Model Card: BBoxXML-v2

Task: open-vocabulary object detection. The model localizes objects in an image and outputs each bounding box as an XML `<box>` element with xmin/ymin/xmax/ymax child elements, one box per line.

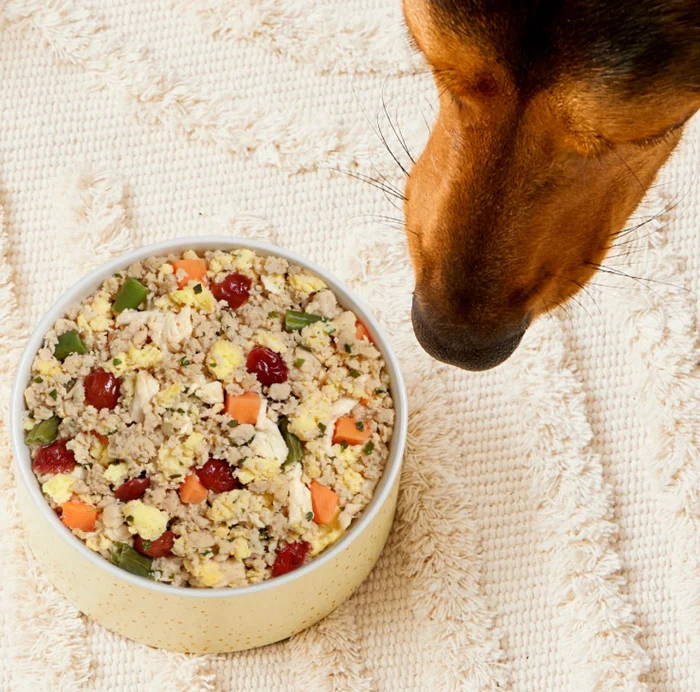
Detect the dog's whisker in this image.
<box><xmin>328</xmin><ymin>167</ymin><xmax>407</xmax><ymax>202</ymax></box>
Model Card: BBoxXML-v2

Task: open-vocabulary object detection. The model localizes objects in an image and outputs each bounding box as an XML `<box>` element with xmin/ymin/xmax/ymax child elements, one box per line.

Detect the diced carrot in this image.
<box><xmin>171</xmin><ymin>258</ymin><xmax>208</xmax><ymax>289</ymax></box>
<box><xmin>332</xmin><ymin>416</ymin><xmax>371</xmax><ymax>446</ymax></box>
<box><xmin>91</xmin><ymin>431</ymin><xmax>109</xmax><ymax>445</ymax></box>
<box><xmin>61</xmin><ymin>500</ymin><xmax>99</xmax><ymax>532</ymax></box>
<box><xmin>310</xmin><ymin>481</ymin><xmax>340</xmax><ymax>525</ymax></box>
<box><xmin>225</xmin><ymin>392</ymin><xmax>261</xmax><ymax>425</ymax></box>
<box><xmin>355</xmin><ymin>321</ymin><xmax>373</xmax><ymax>343</ymax></box>
<box><xmin>179</xmin><ymin>474</ymin><xmax>208</xmax><ymax>504</ymax></box>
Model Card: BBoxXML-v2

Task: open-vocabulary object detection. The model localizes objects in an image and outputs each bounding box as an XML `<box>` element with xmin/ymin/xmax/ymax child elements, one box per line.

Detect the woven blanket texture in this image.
<box><xmin>0</xmin><ymin>1</ymin><xmax>699</xmax><ymax>690</ymax></box>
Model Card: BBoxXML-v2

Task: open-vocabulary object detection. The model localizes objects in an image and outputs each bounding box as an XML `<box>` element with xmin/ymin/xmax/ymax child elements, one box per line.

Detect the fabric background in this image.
<box><xmin>0</xmin><ymin>1</ymin><xmax>699</xmax><ymax>690</ymax></box>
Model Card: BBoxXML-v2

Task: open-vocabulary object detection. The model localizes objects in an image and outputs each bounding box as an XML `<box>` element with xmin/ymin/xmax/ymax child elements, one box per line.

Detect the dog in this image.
<box><xmin>402</xmin><ymin>0</ymin><xmax>700</xmax><ymax>370</ymax></box>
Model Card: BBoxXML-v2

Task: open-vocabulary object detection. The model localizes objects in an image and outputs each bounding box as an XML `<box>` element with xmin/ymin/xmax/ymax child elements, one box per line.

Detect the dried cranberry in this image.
<box><xmin>84</xmin><ymin>369</ymin><xmax>121</xmax><ymax>410</ymax></box>
<box><xmin>272</xmin><ymin>541</ymin><xmax>311</xmax><ymax>578</ymax></box>
<box><xmin>196</xmin><ymin>459</ymin><xmax>239</xmax><ymax>493</ymax></box>
<box><xmin>246</xmin><ymin>346</ymin><xmax>288</xmax><ymax>386</ymax></box>
<box><xmin>114</xmin><ymin>476</ymin><xmax>150</xmax><ymax>502</ymax></box>
<box><xmin>33</xmin><ymin>439</ymin><xmax>76</xmax><ymax>475</ymax></box>
<box><xmin>134</xmin><ymin>530</ymin><xmax>175</xmax><ymax>558</ymax></box>
<box><xmin>212</xmin><ymin>272</ymin><xmax>252</xmax><ymax>310</ymax></box>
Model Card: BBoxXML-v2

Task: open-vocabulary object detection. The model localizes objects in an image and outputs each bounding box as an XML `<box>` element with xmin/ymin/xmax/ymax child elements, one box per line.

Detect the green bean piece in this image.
<box><xmin>25</xmin><ymin>416</ymin><xmax>61</xmax><ymax>445</ymax></box>
<box><xmin>54</xmin><ymin>330</ymin><xmax>87</xmax><ymax>361</ymax></box>
<box><xmin>112</xmin><ymin>277</ymin><xmax>149</xmax><ymax>314</ymax></box>
<box><xmin>278</xmin><ymin>417</ymin><xmax>304</xmax><ymax>467</ymax></box>
<box><xmin>284</xmin><ymin>309</ymin><xmax>324</xmax><ymax>332</ymax></box>
<box><xmin>110</xmin><ymin>542</ymin><xmax>153</xmax><ymax>578</ymax></box>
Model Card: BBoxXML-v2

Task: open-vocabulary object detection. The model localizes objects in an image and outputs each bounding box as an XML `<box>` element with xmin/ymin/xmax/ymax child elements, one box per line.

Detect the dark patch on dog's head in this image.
<box><xmin>428</xmin><ymin>0</ymin><xmax>700</xmax><ymax>94</ymax></box>
<box><xmin>402</xmin><ymin>0</ymin><xmax>700</xmax><ymax>370</ymax></box>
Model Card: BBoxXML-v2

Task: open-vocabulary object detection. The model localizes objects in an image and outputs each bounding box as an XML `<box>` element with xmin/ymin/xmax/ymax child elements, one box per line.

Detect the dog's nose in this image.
<box><xmin>411</xmin><ymin>297</ymin><xmax>530</xmax><ymax>371</ymax></box>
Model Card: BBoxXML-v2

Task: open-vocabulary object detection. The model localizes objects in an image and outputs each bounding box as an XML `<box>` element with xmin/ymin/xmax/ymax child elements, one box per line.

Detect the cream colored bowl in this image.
<box><xmin>11</xmin><ymin>237</ymin><xmax>407</xmax><ymax>654</ymax></box>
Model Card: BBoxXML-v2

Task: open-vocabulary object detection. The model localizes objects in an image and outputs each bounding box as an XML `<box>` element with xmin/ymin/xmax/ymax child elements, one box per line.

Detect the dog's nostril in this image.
<box><xmin>411</xmin><ymin>298</ymin><xmax>530</xmax><ymax>371</ymax></box>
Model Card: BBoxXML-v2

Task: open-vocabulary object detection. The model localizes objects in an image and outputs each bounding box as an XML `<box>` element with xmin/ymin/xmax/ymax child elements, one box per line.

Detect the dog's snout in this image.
<box><xmin>411</xmin><ymin>297</ymin><xmax>530</xmax><ymax>371</ymax></box>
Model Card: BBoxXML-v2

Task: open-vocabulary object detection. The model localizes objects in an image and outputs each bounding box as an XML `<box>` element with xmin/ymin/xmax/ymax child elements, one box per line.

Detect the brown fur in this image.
<box><xmin>402</xmin><ymin>0</ymin><xmax>700</xmax><ymax>368</ymax></box>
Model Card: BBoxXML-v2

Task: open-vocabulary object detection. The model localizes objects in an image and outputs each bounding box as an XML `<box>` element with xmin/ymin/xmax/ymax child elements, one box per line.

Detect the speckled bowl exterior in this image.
<box><xmin>11</xmin><ymin>237</ymin><xmax>407</xmax><ymax>654</ymax></box>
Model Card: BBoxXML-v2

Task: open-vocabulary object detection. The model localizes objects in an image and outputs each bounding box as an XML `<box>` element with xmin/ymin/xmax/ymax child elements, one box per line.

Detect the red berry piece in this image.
<box><xmin>212</xmin><ymin>272</ymin><xmax>252</xmax><ymax>310</ymax></box>
<box><xmin>33</xmin><ymin>439</ymin><xmax>76</xmax><ymax>475</ymax></box>
<box><xmin>134</xmin><ymin>530</ymin><xmax>175</xmax><ymax>558</ymax></box>
<box><xmin>246</xmin><ymin>346</ymin><xmax>288</xmax><ymax>386</ymax></box>
<box><xmin>196</xmin><ymin>459</ymin><xmax>239</xmax><ymax>493</ymax></box>
<box><xmin>114</xmin><ymin>476</ymin><xmax>150</xmax><ymax>502</ymax></box>
<box><xmin>84</xmin><ymin>369</ymin><xmax>121</xmax><ymax>410</ymax></box>
<box><xmin>271</xmin><ymin>541</ymin><xmax>311</xmax><ymax>578</ymax></box>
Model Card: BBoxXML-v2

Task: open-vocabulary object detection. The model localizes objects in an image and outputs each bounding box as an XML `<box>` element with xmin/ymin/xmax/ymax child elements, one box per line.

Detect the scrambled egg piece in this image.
<box><xmin>208</xmin><ymin>249</ymin><xmax>255</xmax><ymax>275</ymax></box>
<box><xmin>237</xmin><ymin>457</ymin><xmax>282</xmax><ymax>485</ymax></box>
<box><xmin>330</xmin><ymin>442</ymin><xmax>362</xmax><ymax>466</ymax></box>
<box><xmin>290</xmin><ymin>273</ymin><xmax>326</xmax><ymax>294</ymax></box>
<box><xmin>252</xmin><ymin>331</ymin><xmax>287</xmax><ymax>354</ymax></box>
<box><xmin>207</xmin><ymin>340</ymin><xmax>243</xmax><ymax>380</ymax></box>
<box><xmin>169</xmin><ymin>284</ymin><xmax>217</xmax><ymax>313</ymax></box>
<box><xmin>261</xmin><ymin>274</ymin><xmax>285</xmax><ymax>295</ymax></box>
<box><xmin>342</xmin><ymin>469</ymin><xmax>364</xmax><ymax>495</ymax></box>
<box><xmin>103</xmin><ymin>462</ymin><xmax>129</xmax><ymax>486</ymax></box>
<box><xmin>156</xmin><ymin>383</ymin><xmax>181</xmax><ymax>407</ymax></box>
<box><xmin>214</xmin><ymin>526</ymin><xmax>229</xmax><ymax>539</ymax></box>
<box><xmin>157</xmin><ymin>433</ymin><xmax>205</xmax><ymax>478</ymax></box>
<box><xmin>158</xmin><ymin>262</ymin><xmax>174</xmax><ymax>276</ymax></box>
<box><xmin>86</xmin><ymin>534</ymin><xmax>113</xmax><ymax>553</ymax></box>
<box><xmin>231</xmin><ymin>537</ymin><xmax>251</xmax><ymax>560</ymax></box>
<box><xmin>123</xmin><ymin>500</ymin><xmax>168</xmax><ymax>540</ymax></box>
<box><xmin>288</xmin><ymin>393</ymin><xmax>332</xmax><ymax>441</ymax></box>
<box><xmin>208</xmin><ymin>489</ymin><xmax>251</xmax><ymax>524</ymax></box>
<box><xmin>186</xmin><ymin>560</ymin><xmax>224</xmax><ymax>587</ymax></box>
<box><xmin>306</xmin><ymin>522</ymin><xmax>345</xmax><ymax>556</ymax></box>
<box><xmin>105</xmin><ymin>345</ymin><xmax>164</xmax><ymax>376</ymax></box>
<box><xmin>34</xmin><ymin>360</ymin><xmax>62</xmax><ymax>378</ymax></box>
<box><xmin>301</xmin><ymin>321</ymin><xmax>332</xmax><ymax>352</ymax></box>
<box><xmin>42</xmin><ymin>474</ymin><xmax>75</xmax><ymax>504</ymax></box>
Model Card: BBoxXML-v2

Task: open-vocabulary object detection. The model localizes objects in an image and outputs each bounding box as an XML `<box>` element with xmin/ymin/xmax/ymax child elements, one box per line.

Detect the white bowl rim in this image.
<box><xmin>11</xmin><ymin>236</ymin><xmax>408</xmax><ymax>599</ymax></box>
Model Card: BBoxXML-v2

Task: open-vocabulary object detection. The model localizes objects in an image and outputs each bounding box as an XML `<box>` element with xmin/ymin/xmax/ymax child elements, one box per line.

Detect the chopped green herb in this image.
<box><xmin>49</xmin><ymin>389</ymin><xmax>58</xmax><ymax>401</ymax></box>
<box><xmin>112</xmin><ymin>277</ymin><xmax>149</xmax><ymax>314</ymax></box>
<box><xmin>65</xmin><ymin>378</ymin><xmax>77</xmax><ymax>391</ymax></box>
<box><xmin>109</xmin><ymin>460</ymin><xmax>121</xmax><ymax>466</ymax></box>
<box><xmin>355</xmin><ymin>420</ymin><xmax>365</xmax><ymax>432</ymax></box>
<box><xmin>318</xmin><ymin>422</ymin><xmax>327</xmax><ymax>434</ymax></box>
<box><xmin>349</xmin><ymin>369</ymin><xmax>361</xmax><ymax>378</ymax></box>
<box><xmin>228</xmin><ymin>420</ymin><xmax>239</xmax><ymax>428</ymax></box>
<box><xmin>344</xmin><ymin>343</ymin><xmax>352</xmax><ymax>353</ymax></box>
<box><xmin>176</xmin><ymin>408</ymin><xmax>185</xmax><ymax>414</ymax></box>
<box><xmin>54</xmin><ymin>330</ymin><xmax>87</xmax><ymax>361</ymax></box>
<box><xmin>227</xmin><ymin>537</ymin><xmax>236</xmax><ymax>542</ymax></box>
<box><xmin>180</xmin><ymin>357</ymin><xmax>190</xmax><ymax>366</ymax></box>
<box><xmin>193</xmin><ymin>283</ymin><xmax>203</xmax><ymax>295</ymax></box>
<box><xmin>32</xmin><ymin>376</ymin><xmax>43</xmax><ymax>384</ymax></box>
<box><xmin>111</xmin><ymin>543</ymin><xmax>153</xmax><ymax>578</ymax></box>
<box><xmin>284</xmin><ymin>309</ymin><xmax>324</xmax><ymax>332</ymax></box>
<box><xmin>374</xmin><ymin>388</ymin><xmax>386</xmax><ymax>395</ymax></box>
<box><xmin>169</xmin><ymin>474</ymin><xmax>182</xmax><ymax>479</ymax></box>
<box><xmin>340</xmin><ymin>441</ymin><xmax>349</xmax><ymax>451</ymax></box>
<box><xmin>259</xmin><ymin>528</ymin><xmax>270</xmax><ymax>541</ymax></box>
<box><xmin>126</xmin><ymin>515</ymin><xmax>134</xmax><ymax>523</ymax></box>
<box><xmin>141</xmin><ymin>540</ymin><xmax>152</xmax><ymax>552</ymax></box>
<box><xmin>293</xmin><ymin>358</ymin><xmax>305</xmax><ymax>369</ymax></box>
<box><xmin>306</xmin><ymin>511</ymin><xmax>314</xmax><ymax>522</ymax></box>
<box><xmin>268</xmin><ymin>311</ymin><xmax>279</xmax><ymax>319</ymax></box>
<box><xmin>112</xmin><ymin>358</ymin><xmax>122</xmax><ymax>366</ymax></box>
<box><xmin>209</xmin><ymin>361</ymin><xmax>217</xmax><ymax>368</ymax></box>
<box><xmin>363</xmin><ymin>441</ymin><xmax>375</xmax><ymax>455</ymax></box>
<box><xmin>298</xmin><ymin>344</ymin><xmax>312</xmax><ymax>352</ymax></box>
<box><xmin>25</xmin><ymin>416</ymin><xmax>60</xmax><ymax>445</ymax></box>
<box><xmin>200</xmin><ymin>549</ymin><xmax>212</xmax><ymax>557</ymax></box>
<box><xmin>278</xmin><ymin>417</ymin><xmax>304</xmax><ymax>467</ymax></box>
<box><xmin>212</xmin><ymin>545</ymin><xmax>220</xmax><ymax>555</ymax></box>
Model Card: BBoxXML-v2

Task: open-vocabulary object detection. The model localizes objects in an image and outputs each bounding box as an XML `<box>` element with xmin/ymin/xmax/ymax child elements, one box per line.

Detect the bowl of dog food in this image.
<box><xmin>11</xmin><ymin>236</ymin><xmax>407</xmax><ymax>654</ymax></box>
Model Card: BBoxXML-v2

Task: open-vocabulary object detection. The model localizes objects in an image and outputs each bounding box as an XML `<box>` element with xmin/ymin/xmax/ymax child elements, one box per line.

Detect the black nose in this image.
<box><xmin>411</xmin><ymin>298</ymin><xmax>529</xmax><ymax>371</ymax></box>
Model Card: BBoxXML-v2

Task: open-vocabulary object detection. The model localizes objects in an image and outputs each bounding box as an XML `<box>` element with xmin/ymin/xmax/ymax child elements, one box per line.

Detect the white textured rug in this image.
<box><xmin>0</xmin><ymin>1</ymin><xmax>699</xmax><ymax>690</ymax></box>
